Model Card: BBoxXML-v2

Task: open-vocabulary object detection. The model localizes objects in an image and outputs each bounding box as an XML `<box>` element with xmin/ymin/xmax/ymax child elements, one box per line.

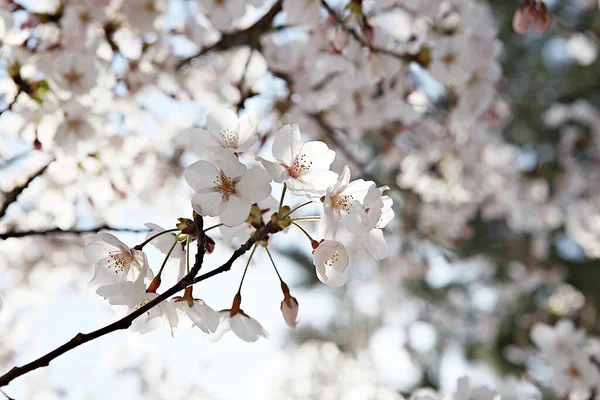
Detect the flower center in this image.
<box><xmin>214</xmin><ymin>170</ymin><xmax>237</xmax><ymax>199</ymax></box>
<box><xmin>136</xmin><ymin>298</ymin><xmax>152</xmax><ymax>315</ymax></box>
<box><xmin>332</xmin><ymin>194</ymin><xmax>354</xmax><ymax>213</ymax></box>
<box><xmin>107</xmin><ymin>251</ymin><xmax>134</xmax><ymax>273</ymax></box>
<box><xmin>64</xmin><ymin>69</ymin><xmax>83</xmax><ymax>87</ymax></box>
<box><xmin>325</xmin><ymin>251</ymin><xmax>340</xmax><ymax>267</ymax></box>
<box><xmin>288</xmin><ymin>154</ymin><xmax>312</xmax><ymax>178</ymax></box>
<box><xmin>220</xmin><ymin>128</ymin><xmax>238</xmax><ymax>148</ymax></box>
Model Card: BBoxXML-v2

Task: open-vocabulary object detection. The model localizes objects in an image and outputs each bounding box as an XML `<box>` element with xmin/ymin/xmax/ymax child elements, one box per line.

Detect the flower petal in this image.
<box><xmin>272</xmin><ymin>124</ymin><xmax>303</xmax><ymax>165</ymax></box>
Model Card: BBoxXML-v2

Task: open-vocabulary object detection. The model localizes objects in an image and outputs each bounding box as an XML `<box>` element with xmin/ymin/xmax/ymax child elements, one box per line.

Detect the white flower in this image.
<box><xmin>430</xmin><ymin>35</ymin><xmax>472</xmax><ymax>87</ymax></box>
<box><xmin>197</xmin><ymin>0</ymin><xmax>264</xmax><ymax>31</ymax></box>
<box><xmin>49</xmin><ymin>51</ymin><xmax>98</xmax><ymax>95</ymax></box>
<box><xmin>122</xmin><ymin>0</ymin><xmax>164</xmax><ymax>33</ymax></box>
<box><xmin>312</xmin><ymin>240</ymin><xmax>350</xmax><ymax>287</ymax></box>
<box><xmin>84</xmin><ymin>232</ymin><xmax>152</xmax><ymax>290</ymax></box>
<box><xmin>184</xmin><ymin>149</ymin><xmax>272</xmax><ymax>227</ymax></box>
<box><xmin>257</xmin><ymin>124</ymin><xmax>338</xmax><ymax>196</ymax></box>
<box><xmin>531</xmin><ymin>319</ymin><xmax>586</xmax><ymax>365</ymax></box>
<box><xmin>283</xmin><ymin>0</ymin><xmax>320</xmax><ymax>28</ymax></box>
<box><xmin>218</xmin><ymin>295</ymin><xmax>268</xmax><ymax>342</ymax></box>
<box><xmin>106</xmin><ymin>272</ymin><xmax>179</xmax><ymax>336</ymax></box>
<box><xmin>144</xmin><ymin>223</ymin><xmax>184</xmax><ymax>258</ymax></box>
<box><xmin>184</xmin><ymin>108</ymin><xmax>261</xmax><ymax>154</ymax></box>
<box><xmin>360</xmin><ymin>185</ymin><xmax>394</xmax><ymax>260</ymax></box>
<box><xmin>319</xmin><ymin>166</ymin><xmax>375</xmax><ymax>240</ymax></box>
<box><xmin>453</xmin><ymin>377</ymin><xmax>497</xmax><ymax>400</ymax></box>
<box><xmin>54</xmin><ymin>99</ymin><xmax>102</xmax><ymax>156</ymax></box>
<box><xmin>173</xmin><ymin>289</ymin><xmax>220</xmax><ymax>334</ymax></box>
<box><xmin>550</xmin><ymin>352</ymin><xmax>600</xmax><ymax>399</ymax></box>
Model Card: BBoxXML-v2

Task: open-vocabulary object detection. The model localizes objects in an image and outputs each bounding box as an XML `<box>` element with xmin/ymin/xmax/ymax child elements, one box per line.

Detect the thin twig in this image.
<box><xmin>176</xmin><ymin>0</ymin><xmax>283</xmax><ymax>71</ymax></box>
<box><xmin>0</xmin><ymin>225</ymin><xmax>152</xmax><ymax>240</ymax></box>
<box><xmin>0</xmin><ymin>219</ymin><xmax>283</xmax><ymax>388</ymax></box>
<box><xmin>0</xmin><ymin>159</ymin><xmax>54</xmax><ymax>221</ymax></box>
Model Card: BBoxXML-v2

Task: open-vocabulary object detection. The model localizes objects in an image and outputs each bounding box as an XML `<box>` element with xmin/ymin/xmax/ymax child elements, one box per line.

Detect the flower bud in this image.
<box><xmin>512</xmin><ymin>5</ymin><xmax>532</xmax><ymax>34</ymax></box>
<box><xmin>534</xmin><ymin>3</ymin><xmax>551</xmax><ymax>34</ymax></box>
<box><xmin>281</xmin><ymin>296</ymin><xmax>299</xmax><ymax>329</ymax></box>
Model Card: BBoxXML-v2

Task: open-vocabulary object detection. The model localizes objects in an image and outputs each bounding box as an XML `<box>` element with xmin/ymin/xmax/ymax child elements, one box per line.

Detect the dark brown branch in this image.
<box><xmin>0</xmin><ymin>218</ymin><xmax>283</xmax><ymax>388</ymax></box>
<box><xmin>320</xmin><ymin>0</ymin><xmax>410</xmax><ymax>62</ymax></box>
<box><xmin>0</xmin><ymin>159</ymin><xmax>53</xmax><ymax>221</ymax></box>
<box><xmin>0</xmin><ymin>219</ymin><xmax>207</xmax><ymax>389</ymax></box>
<box><xmin>176</xmin><ymin>0</ymin><xmax>283</xmax><ymax>70</ymax></box>
<box><xmin>0</xmin><ymin>226</ymin><xmax>152</xmax><ymax>240</ymax></box>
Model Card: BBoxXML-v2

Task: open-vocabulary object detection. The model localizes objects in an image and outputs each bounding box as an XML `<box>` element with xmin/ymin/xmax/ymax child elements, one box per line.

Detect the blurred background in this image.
<box><xmin>1</xmin><ymin>0</ymin><xmax>600</xmax><ymax>398</ymax></box>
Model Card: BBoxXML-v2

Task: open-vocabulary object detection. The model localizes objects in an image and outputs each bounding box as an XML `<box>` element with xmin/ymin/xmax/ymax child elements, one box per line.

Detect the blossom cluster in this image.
<box><xmin>83</xmin><ymin>108</ymin><xmax>393</xmax><ymax>341</ymax></box>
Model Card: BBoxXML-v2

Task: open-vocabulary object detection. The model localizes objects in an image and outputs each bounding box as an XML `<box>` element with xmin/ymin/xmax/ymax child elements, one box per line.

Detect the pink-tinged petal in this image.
<box><xmin>256</xmin><ymin>157</ymin><xmax>289</xmax><ymax>183</ymax></box>
<box><xmin>281</xmin><ymin>297</ymin><xmax>299</xmax><ymax>328</ymax></box>
<box><xmin>297</xmin><ymin>141</ymin><xmax>335</xmax><ymax>170</ymax></box>
<box><xmin>220</xmin><ymin>196</ymin><xmax>251</xmax><ymax>226</ymax></box>
<box><xmin>512</xmin><ymin>6</ymin><xmax>532</xmax><ymax>34</ymax></box>
<box><xmin>237</xmin><ymin>111</ymin><xmax>261</xmax><ymax>151</ymax></box>
<box><xmin>206</xmin><ymin>108</ymin><xmax>240</xmax><ymax>148</ymax></box>
<box><xmin>237</xmin><ymin>167</ymin><xmax>272</xmax><ymax>204</ymax></box>
<box><xmin>534</xmin><ymin>12</ymin><xmax>551</xmax><ymax>34</ymax></box>
<box><xmin>364</xmin><ymin>229</ymin><xmax>388</xmax><ymax>260</ymax></box>
<box><xmin>272</xmin><ymin>124</ymin><xmax>303</xmax><ymax>166</ymax></box>
<box><xmin>191</xmin><ymin>192</ymin><xmax>225</xmax><ymax>217</ymax></box>
<box><xmin>184</xmin><ymin>160</ymin><xmax>220</xmax><ymax>192</ymax></box>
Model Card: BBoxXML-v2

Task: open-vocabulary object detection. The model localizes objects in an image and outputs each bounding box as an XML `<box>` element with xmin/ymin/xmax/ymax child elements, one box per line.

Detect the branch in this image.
<box><xmin>0</xmin><ymin>159</ymin><xmax>53</xmax><ymax>221</ymax></box>
<box><xmin>0</xmin><ymin>219</ymin><xmax>283</xmax><ymax>388</ymax></box>
<box><xmin>320</xmin><ymin>0</ymin><xmax>410</xmax><ymax>62</ymax></box>
<box><xmin>176</xmin><ymin>0</ymin><xmax>283</xmax><ymax>70</ymax></box>
<box><xmin>0</xmin><ymin>225</ymin><xmax>152</xmax><ymax>240</ymax></box>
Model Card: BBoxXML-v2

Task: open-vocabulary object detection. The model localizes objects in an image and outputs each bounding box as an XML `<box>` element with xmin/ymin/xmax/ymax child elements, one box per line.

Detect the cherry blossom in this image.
<box><xmin>257</xmin><ymin>124</ymin><xmax>338</xmax><ymax>196</ymax></box>
<box><xmin>319</xmin><ymin>166</ymin><xmax>375</xmax><ymax>240</ymax></box>
<box><xmin>312</xmin><ymin>240</ymin><xmax>350</xmax><ymax>287</ymax></box>
<box><xmin>172</xmin><ymin>288</ymin><xmax>220</xmax><ymax>334</ymax></box>
<box><xmin>184</xmin><ymin>149</ymin><xmax>272</xmax><ymax>226</ymax></box>
<box><xmin>184</xmin><ymin>108</ymin><xmax>261</xmax><ymax>154</ymax></box>
<box><xmin>218</xmin><ymin>294</ymin><xmax>268</xmax><ymax>342</ymax></box>
<box><xmin>84</xmin><ymin>232</ymin><xmax>152</xmax><ymax>290</ymax></box>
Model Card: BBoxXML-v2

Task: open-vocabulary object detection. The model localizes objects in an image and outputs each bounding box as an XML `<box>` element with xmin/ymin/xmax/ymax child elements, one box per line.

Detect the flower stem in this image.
<box><xmin>156</xmin><ymin>240</ymin><xmax>178</xmax><ymax>278</ymax></box>
<box><xmin>204</xmin><ymin>223</ymin><xmax>223</xmax><ymax>233</ymax></box>
<box><xmin>265</xmin><ymin>246</ymin><xmax>283</xmax><ymax>282</ymax></box>
<box><xmin>278</xmin><ymin>184</ymin><xmax>287</xmax><ymax>216</ymax></box>
<box><xmin>291</xmin><ymin>221</ymin><xmax>316</xmax><ymax>243</ymax></box>
<box><xmin>185</xmin><ymin>237</ymin><xmax>191</xmax><ymax>274</ymax></box>
<box><xmin>134</xmin><ymin>228</ymin><xmax>178</xmax><ymax>250</ymax></box>
<box><xmin>281</xmin><ymin>200</ymin><xmax>313</xmax><ymax>219</ymax></box>
<box><xmin>290</xmin><ymin>216</ymin><xmax>321</xmax><ymax>222</ymax></box>
<box><xmin>236</xmin><ymin>243</ymin><xmax>258</xmax><ymax>295</ymax></box>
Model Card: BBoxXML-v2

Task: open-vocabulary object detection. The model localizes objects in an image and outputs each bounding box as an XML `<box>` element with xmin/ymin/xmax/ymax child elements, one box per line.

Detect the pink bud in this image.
<box><xmin>281</xmin><ymin>296</ymin><xmax>299</xmax><ymax>329</ymax></box>
<box><xmin>512</xmin><ymin>6</ymin><xmax>532</xmax><ymax>34</ymax></box>
<box><xmin>534</xmin><ymin>5</ymin><xmax>551</xmax><ymax>34</ymax></box>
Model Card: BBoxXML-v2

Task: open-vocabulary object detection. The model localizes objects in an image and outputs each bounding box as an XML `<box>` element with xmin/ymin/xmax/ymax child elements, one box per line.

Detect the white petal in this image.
<box><xmin>256</xmin><ymin>157</ymin><xmax>288</xmax><ymax>183</ymax></box>
<box><xmin>316</xmin><ymin>263</ymin><xmax>350</xmax><ymax>287</ymax></box>
<box><xmin>229</xmin><ymin>313</ymin><xmax>268</xmax><ymax>342</ymax></box>
<box><xmin>184</xmin><ymin>160</ymin><xmax>220</xmax><ymax>192</ymax></box>
<box><xmin>364</xmin><ymin>229</ymin><xmax>388</xmax><ymax>260</ymax></box>
<box><xmin>206</xmin><ymin>108</ymin><xmax>240</xmax><ymax>147</ymax></box>
<box><xmin>236</xmin><ymin>167</ymin><xmax>272</xmax><ymax>204</ymax></box>
<box><xmin>220</xmin><ymin>196</ymin><xmax>251</xmax><ymax>226</ymax></box>
<box><xmin>191</xmin><ymin>192</ymin><xmax>225</xmax><ymax>216</ymax></box>
<box><xmin>297</xmin><ymin>141</ymin><xmax>335</xmax><ymax>170</ymax></box>
<box><xmin>182</xmin><ymin>127</ymin><xmax>220</xmax><ymax>155</ymax></box>
<box><xmin>272</xmin><ymin>124</ymin><xmax>303</xmax><ymax>165</ymax></box>
<box><xmin>236</xmin><ymin>111</ymin><xmax>261</xmax><ymax>151</ymax></box>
